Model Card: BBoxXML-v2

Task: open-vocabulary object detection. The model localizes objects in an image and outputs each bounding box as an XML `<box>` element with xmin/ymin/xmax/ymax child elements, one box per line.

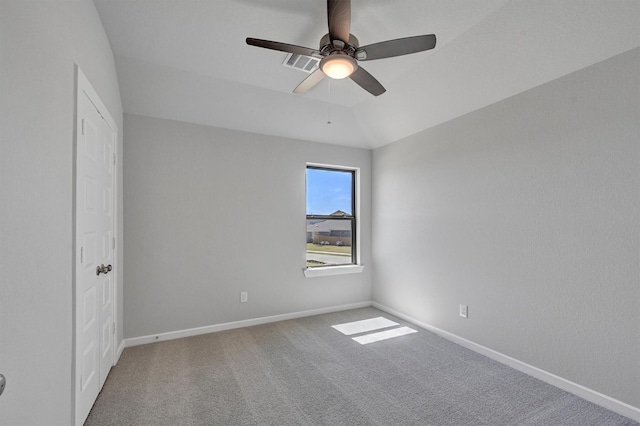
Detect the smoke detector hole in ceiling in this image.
<box><xmin>283</xmin><ymin>53</ymin><xmax>320</xmax><ymax>73</ymax></box>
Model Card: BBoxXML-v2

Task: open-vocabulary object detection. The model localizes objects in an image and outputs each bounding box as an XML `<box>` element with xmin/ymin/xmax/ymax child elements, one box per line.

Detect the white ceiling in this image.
<box><xmin>94</xmin><ymin>0</ymin><xmax>639</xmax><ymax>149</ymax></box>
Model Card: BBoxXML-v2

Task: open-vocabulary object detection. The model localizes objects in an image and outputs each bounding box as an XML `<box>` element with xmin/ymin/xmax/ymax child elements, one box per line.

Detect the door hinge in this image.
<box><xmin>80</xmin><ymin>247</ymin><xmax>83</xmax><ymax>264</ymax></box>
<box><xmin>113</xmin><ymin>153</ymin><xmax>116</xmax><ymax>166</ymax></box>
<box><xmin>112</xmin><ymin>236</ymin><xmax>116</xmax><ymax>250</ymax></box>
<box><xmin>113</xmin><ymin>323</ymin><xmax>116</xmax><ymax>335</ymax></box>
<box><xmin>81</xmin><ymin>118</ymin><xmax>85</xmax><ymax>135</ymax></box>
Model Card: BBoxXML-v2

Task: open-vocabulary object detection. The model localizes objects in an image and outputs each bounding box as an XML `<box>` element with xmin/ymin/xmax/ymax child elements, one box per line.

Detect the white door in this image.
<box><xmin>75</xmin><ymin>68</ymin><xmax>116</xmax><ymax>425</ymax></box>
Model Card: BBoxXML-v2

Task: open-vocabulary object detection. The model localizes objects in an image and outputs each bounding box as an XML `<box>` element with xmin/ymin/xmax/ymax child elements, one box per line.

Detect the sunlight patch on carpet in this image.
<box><xmin>331</xmin><ymin>317</ymin><xmax>399</xmax><ymax>335</ymax></box>
<box><xmin>352</xmin><ymin>326</ymin><xmax>418</xmax><ymax>345</ymax></box>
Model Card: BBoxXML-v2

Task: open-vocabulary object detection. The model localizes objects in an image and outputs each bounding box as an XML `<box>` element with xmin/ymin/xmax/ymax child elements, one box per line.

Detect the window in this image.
<box><xmin>306</xmin><ymin>165</ymin><xmax>357</xmax><ymax>268</ymax></box>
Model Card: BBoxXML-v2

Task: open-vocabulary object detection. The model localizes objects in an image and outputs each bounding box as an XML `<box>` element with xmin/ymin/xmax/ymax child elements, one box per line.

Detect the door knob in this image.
<box><xmin>96</xmin><ymin>264</ymin><xmax>113</xmax><ymax>275</ymax></box>
<box><xmin>0</xmin><ymin>374</ymin><xmax>6</xmax><ymax>397</ymax></box>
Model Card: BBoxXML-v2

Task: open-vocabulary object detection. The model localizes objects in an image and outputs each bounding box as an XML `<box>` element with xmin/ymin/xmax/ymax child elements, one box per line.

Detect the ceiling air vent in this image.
<box><xmin>282</xmin><ymin>53</ymin><xmax>320</xmax><ymax>73</ymax></box>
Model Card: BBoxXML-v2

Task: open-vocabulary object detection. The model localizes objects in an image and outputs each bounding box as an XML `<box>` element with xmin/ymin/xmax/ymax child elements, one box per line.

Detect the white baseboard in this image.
<box><xmin>124</xmin><ymin>301</ymin><xmax>373</xmax><ymax>348</ymax></box>
<box><xmin>372</xmin><ymin>302</ymin><xmax>640</xmax><ymax>423</ymax></box>
<box><xmin>116</xmin><ymin>339</ymin><xmax>125</xmax><ymax>362</ymax></box>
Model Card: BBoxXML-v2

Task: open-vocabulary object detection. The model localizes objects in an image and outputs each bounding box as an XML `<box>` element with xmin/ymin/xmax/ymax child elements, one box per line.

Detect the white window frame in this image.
<box><xmin>304</xmin><ymin>163</ymin><xmax>364</xmax><ymax>278</ymax></box>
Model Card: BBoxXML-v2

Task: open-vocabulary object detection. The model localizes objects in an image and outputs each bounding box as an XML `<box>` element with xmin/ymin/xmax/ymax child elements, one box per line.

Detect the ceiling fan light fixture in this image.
<box><xmin>320</xmin><ymin>54</ymin><xmax>357</xmax><ymax>79</ymax></box>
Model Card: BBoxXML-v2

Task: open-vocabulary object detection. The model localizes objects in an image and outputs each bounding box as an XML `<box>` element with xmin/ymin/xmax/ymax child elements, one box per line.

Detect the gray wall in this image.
<box><xmin>0</xmin><ymin>1</ymin><xmax>123</xmax><ymax>424</ymax></box>
<box><xmin>372</xmin><ymin>48</ymin><xmax>639</xmax><ymax>408</ymax></box>
<box><xmin>123</xmin><ymin>114</ymin><xmax>372</xmax><ymax>338</ymax></box>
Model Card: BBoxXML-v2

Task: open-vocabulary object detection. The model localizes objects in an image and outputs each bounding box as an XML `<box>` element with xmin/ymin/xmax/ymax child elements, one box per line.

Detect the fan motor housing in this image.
<box><xmin>320</xmin><ymin>33</ymin><xmax>359</xmax><ymax>56</ymax></box>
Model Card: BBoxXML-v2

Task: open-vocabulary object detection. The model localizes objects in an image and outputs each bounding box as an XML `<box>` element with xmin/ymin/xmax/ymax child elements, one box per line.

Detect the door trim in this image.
<box><xmin>73</xmin><ymin>65</ymin><xmax>119</xmax><ymax>426</ymax></box>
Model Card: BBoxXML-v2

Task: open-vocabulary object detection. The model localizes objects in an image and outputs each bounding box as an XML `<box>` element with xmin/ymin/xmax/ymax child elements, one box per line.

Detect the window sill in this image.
<box><xmin>303</xmin><ymin>265</ymin><xmax>364</xmax><ymax>278</ymax></box>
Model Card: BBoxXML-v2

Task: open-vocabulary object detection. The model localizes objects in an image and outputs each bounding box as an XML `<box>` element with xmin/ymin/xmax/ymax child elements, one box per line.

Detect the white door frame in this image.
<box><xmin>73</xmin><ymin>65</ymin><xmax>119</xmax><ymax>426</ymax></box>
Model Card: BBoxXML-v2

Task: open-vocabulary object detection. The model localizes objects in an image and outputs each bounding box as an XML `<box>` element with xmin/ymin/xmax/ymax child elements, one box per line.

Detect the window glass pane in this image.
<box><xmin>306</xmin><ymin>168</ymin><xmax>353</xmax><ymax>216</ymax></box>
<box><xmin>306</xmin><ymin>219</ymin><xmax>353</xmax><ymax>267</ymax></box>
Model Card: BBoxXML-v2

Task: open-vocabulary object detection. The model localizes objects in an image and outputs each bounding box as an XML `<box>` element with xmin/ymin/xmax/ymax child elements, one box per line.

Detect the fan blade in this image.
<box><xmin>349</xmin><ymin>67</ymin><xmax>386</xmax><ymax>96</ymax></box>
<box><xmin>246</xmin><ymin>38</ymin><xmax>322</xmax><ymax>58</ymax></box>
<box><xmin>356</xmin><ymin>34</ymin><xmax>436</xmax><ymax>61</ymax></box>
<box><xmin>327</xmin><ymin>0</ymin><xmax>350</xmax><ymax>45</ymax></box>
<box><xmin>293</xmin><ymin>69</ymin><xmax>325</xmax><ymax>94</ymax></box>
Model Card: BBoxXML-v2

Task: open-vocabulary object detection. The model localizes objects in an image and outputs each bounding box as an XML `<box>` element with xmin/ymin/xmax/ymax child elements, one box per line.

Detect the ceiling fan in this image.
<box><xmin>246</xmin><ymin>0</ymin><xmax>436</xmax><ymax>96</ymax></box>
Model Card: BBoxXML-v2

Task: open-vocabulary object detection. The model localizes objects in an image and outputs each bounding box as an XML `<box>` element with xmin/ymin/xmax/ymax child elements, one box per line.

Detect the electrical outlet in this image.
<box><xmin>240</xmin><ymin>291</ymin><xmax>248</xmax><ymax>303</ymax></box>
<box><xmin>459</xmin><ymin>304</ymin><xmax>468</xmax><ymax>318</ymax></box>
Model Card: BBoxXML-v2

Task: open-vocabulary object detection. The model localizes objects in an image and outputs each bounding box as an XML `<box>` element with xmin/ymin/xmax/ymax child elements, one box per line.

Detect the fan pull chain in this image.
<box><xmin>327</xmin><ymin>79</ymin><xmax>332</xmax><ymax>125</ymax></box>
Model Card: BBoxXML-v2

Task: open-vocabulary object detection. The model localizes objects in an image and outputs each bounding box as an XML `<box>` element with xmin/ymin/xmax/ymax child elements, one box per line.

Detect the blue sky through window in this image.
<box><xmin>306</xmin><ymin>168</ymin><xmax>353</xmax><ymax>215</ymax></box>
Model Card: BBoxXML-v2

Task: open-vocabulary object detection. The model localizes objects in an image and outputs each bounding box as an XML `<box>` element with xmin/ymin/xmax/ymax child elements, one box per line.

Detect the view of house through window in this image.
<box><xmin>306</xmin><ymin>166</ymin><xmax>356</xmax><ymax>267</ymax></box>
